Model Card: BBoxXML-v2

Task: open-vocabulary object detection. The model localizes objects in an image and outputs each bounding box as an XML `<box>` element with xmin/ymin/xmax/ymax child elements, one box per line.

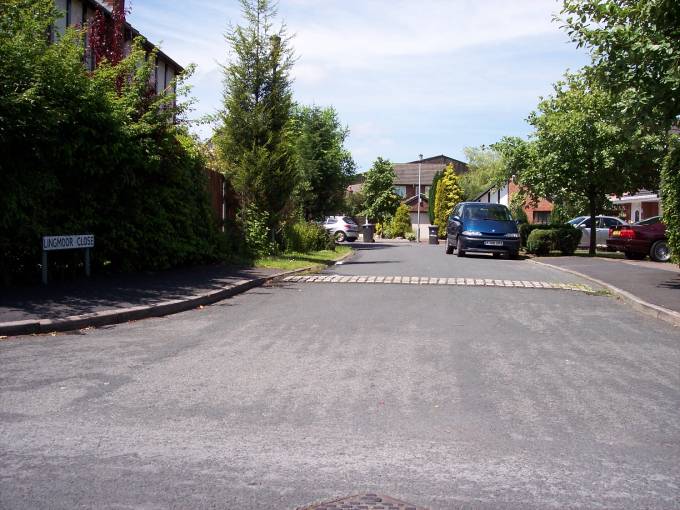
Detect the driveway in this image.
<box><xmin>1</xmin><ymin>244</ymin><xmax>678</xmax><ymax>509</ymax></box>
<box><xmin>535</xmin><ymin>255</ymin><xmax>680</xmax><ymax>313</ymax></box>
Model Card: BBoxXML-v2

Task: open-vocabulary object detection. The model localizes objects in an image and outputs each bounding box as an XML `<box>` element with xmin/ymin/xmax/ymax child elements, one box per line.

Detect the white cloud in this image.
<box><xmin>126</xmin><ymin>0</ymin><xmax>587</xmax><ymax>168</ymax></box>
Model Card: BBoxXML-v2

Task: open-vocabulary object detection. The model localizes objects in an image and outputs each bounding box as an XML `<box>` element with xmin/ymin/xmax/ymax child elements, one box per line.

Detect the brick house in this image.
<box><xmin>475</xmin><ymin>181</ymin><xmax>554</xmax><ymax>224</ymax></box>
<box><xmin>392</xmin><ymin>155</ymin><xmax>469</xmax><ymax>226</ymax></box>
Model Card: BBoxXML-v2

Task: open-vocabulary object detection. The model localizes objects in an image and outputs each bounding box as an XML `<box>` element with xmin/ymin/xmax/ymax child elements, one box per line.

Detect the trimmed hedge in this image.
<box><xmin>525</xmin><ymin>225</ymin><xmax>581</xmax><ymax>256</ymax></box>
<box><xmin>519</xmin><ymin>223</ymin><xmax>576</xmax><ymax>247</ymax></box>
<box><xmin>553</xmin><ymin>227</ymin><xmax>581</xmax><ymax>255</ymax></box>
<box><xmin>526</xmin><ymin>230</ymin><xmax>555</xmax><ymax>256</ymax></box>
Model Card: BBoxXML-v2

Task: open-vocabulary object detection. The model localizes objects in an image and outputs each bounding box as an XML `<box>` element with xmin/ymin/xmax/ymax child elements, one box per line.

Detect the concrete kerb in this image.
<box><xmin>0</xmin><ymin>250</ymin><xmax>355</xmax><ymax>337</ymax></box>
<box><xmin>530</xmin><ymin>258</ymin><xmax>680</xmax><ymax>328</ymax></box>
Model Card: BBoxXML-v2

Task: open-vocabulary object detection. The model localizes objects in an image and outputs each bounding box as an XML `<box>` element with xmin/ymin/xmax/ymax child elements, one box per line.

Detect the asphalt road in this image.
<box><xmin>1</xmin><ymin>243</ymin><xmax>679</xmax><ymax>509</ymax></box>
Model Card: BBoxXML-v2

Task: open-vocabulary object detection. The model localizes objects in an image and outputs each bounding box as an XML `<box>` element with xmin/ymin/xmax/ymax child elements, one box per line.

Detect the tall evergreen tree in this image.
<box><xmin>215</xmin><ymin>0</ymin><xmax>296</xmax><ymax>239</ymax></box>
<box><xmin>433</xmin><ymin>164</ymin><xmax>464</xmax><ymax>237</ymax></box>
<box><xmin>290</xmin><ymin>104</ymin><xmax>356</xmax><ymax>219</ymax></box>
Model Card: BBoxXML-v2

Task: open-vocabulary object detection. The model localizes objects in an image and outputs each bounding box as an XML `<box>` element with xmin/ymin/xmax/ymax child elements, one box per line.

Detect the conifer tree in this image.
<box><xmin>433</xmin><ymin>164</ymin><xmax>464</xmax><ymax>237</ymax></box>
<box><xmin>215</xmin><ymin>0</ymin><xmax>297</xmax><ymax>241</ymax></box>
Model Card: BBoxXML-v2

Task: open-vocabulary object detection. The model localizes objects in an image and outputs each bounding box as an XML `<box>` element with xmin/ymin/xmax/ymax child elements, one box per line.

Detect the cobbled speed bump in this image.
<box><xmin>298</xmin><ymin>493</ymin><xmax>427</xmax><ymax>510</ymax></box>
<box><xmin>282</xmin><ymin>274</ymin><xmax>594</xmax><ymax>294</ymax></box>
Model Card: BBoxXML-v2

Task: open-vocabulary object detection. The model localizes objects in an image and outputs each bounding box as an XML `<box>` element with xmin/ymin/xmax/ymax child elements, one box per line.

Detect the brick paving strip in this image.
<box><xmin>298</xmin><ymin>492</ymin><xmax>428</xmax><ymax>510</ymax></box>
<box><xmin>282</xmin><ymin>275</ymin><xmax>595</xmax><ymax>294</ymax></box>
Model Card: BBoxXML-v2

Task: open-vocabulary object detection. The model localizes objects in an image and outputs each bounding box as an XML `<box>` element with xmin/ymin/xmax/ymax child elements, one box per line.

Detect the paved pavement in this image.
<box><xmin>1</xmin><ymin>244</ymin><xmax>679</xmax><ymax>509</ymax></box>
<box><xmin>0</xmin><ymin>264</ymin><xmax>279</xmax><ymax>323</ymax></box>
<box><xmin>535</xmin><ymin>255</ymin><xmax>680</xmax><ymax>313</ymax></box>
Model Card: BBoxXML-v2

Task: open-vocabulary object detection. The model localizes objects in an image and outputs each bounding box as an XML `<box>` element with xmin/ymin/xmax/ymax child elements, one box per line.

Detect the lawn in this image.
<box><xmin>255</xmin><ymin>246</ymin><xmax>353</xmax><ymax>271</ymax></box>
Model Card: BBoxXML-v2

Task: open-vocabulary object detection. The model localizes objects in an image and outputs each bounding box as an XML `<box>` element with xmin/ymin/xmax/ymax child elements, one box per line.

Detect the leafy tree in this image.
<box><xmin>215</xmin><ymin>0</ymin><xmax>297</xmax><ymax>246</ymax></box>
<box><xmin>290</xmin><ymin>104</ymin><xmax>356</xmax><ymax>219</ymax></box>
<box><xmin>428</xmin><ymin>170</ymin><xmax>442</xmax><ymax>224</ymax></box>
<box><xmin>560</xmin><ymin>0</ymin><xmax>679</xmax><ymax>128</ymax></box>
<box><xmin>433</xmin><ymin>164</ymin><xmax>464</xmax><ymax>237</ymax></box>
<box><xmin>523</xmin><ymin>73</ymin><xmax>665</xmax><ymax>255</ymax></box>
<box><xmin>460</xmin><ymin>145</ymin><xmax>507</xmax><ymax>200</ymax></box>
<box><xmin>388</xmin><ymin>204</ymin><xmax>412</xmax><ymax>238</ymax></box>
<box><xmin>361</xmin><ymin>157</ymin><xmax>400</xmax><ymax>224</ymax></box>
<box><xmin>560</xmin><ymin>0</ymin><xmax>680</xmax><ymax>261</ymax></box>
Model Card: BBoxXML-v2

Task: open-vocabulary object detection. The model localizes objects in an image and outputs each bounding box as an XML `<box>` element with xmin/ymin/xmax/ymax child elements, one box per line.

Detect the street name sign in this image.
<box><xmin>41</xmin><ymin>235</ymin><xmax>95</xmax><ymax>284</ymax></box>
<box><xmin>43</xmin><ymin>235</ymin><xmax>95</xmax><ymax>251</ymax></box>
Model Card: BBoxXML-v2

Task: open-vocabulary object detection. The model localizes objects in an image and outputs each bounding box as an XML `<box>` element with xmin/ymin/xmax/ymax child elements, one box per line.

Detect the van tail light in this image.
<box><xmin>619</xmin><ymin>228</ymin><xmax>636</xmax><ymax>239</ymax></box>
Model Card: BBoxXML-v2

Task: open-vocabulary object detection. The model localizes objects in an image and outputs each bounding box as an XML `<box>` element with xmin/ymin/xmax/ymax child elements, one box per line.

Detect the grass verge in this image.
<box><xmin>255</xmin><ymin>246</ymin><xmax>352</xmax><ymax>271</ymax></box>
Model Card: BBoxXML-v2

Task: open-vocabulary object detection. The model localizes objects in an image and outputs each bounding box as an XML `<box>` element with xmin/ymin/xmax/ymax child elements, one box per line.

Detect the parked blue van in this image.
<box><xmin>445</xmin><ymin>202</ymin><xmax>520</xmax><ymax>259</ymax></box>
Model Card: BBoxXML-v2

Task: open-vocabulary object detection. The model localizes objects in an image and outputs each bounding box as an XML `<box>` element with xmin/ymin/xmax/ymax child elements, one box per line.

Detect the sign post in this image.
<box><xmin>41</xmin><ymin>235</ymin><xmax>95</xmax><ymax>285</ymax></box>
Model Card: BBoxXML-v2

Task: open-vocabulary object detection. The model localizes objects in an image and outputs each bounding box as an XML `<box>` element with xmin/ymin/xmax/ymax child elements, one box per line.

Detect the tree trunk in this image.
<box><xmin>588</xmin><ymin>193</ymin><xmax>597</xmax><ymax>256</ymax></box>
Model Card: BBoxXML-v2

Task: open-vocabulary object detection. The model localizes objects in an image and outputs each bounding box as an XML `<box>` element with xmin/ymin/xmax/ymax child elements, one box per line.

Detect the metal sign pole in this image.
<box><xmin>85</xmin><ymin>248</ymin><xmax>91</xmax><ymax>277</ymax></box>
<box><xmin>42</xmin><ymin>251</ymin><xmax>48</xmax><ymax>285</ymax></box>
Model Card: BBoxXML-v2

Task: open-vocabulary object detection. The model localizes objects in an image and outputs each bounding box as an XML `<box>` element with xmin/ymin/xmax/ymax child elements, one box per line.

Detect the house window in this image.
<box><xmin>533</xmin><ymin>211</ymin><xmax>551</xmax><ymax>224</ymax></box>
<box><xmin>394</xmin><ymin>186</ymin><xmax>406</xmax><ymax>198</ymax></box>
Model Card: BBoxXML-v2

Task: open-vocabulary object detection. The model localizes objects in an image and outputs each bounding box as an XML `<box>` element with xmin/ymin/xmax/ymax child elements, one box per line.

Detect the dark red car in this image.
<box><xmin>606</xmin><ymin>216</ymin><xmax>671</xmax><ymax>262</ymax></box>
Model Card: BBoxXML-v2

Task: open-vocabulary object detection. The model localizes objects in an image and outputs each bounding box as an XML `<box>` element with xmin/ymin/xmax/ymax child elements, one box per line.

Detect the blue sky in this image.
<box><xmin>128</xmin><ymin>0</ymin><xmax>589</xmax><ymax>171</ymax></box>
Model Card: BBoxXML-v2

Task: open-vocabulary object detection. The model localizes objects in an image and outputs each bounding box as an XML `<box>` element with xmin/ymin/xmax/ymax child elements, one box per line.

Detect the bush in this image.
<box><xmin>553</xmin><ymin>227</ymin><xmax>581</xmax><ymax>255</ymax></box>
<box><xmin>284</xmin><ymin>221</ymin><xmax>334</xmax><ymax>253</ymax></box>
<box><xmin>388</xmin><ymin>204</ymin><xmax>412</xmax><ymax>238</ymax></box>
<box><xmin>0</xmin><ymin>4</ymin><xmax>224</xmax><ymax>284</ymax></box>
<box><xmin>405</xmin><ymin>231</ymin><xmax>416</xmax><ymax>241</ymax></box>
<box><xmin>661</xmin><ymin>135</ymin><xmax>679</xmax><ymax>265</ymax></box>
<box><xmin>519</xmin><ymin>223</ymin><xmax>575</xmax><ymax>247</ymax></box>
<box><xmin>526</xmin><ymin>230</ymin><xmax>555</xmax><ymax>256</ymax></box>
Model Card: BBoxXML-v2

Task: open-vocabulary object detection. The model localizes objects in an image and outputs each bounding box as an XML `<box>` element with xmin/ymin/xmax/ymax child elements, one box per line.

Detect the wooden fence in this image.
<box><xmin>203</xmin><ymin>169</ymin><xmax>238</xmax><ymax>229</ymax></box>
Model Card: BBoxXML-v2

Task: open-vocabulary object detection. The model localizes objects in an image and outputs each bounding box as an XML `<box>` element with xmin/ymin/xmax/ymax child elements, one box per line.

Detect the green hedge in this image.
<box><xmin>526</xmin><ymin>230</ymin><xmax>555</xmax><ymax>256</ymax></box>
<box><xmin>1</xmin><ymin>4</ymin><xmax>224</xmax><ymax>285</ymax></box>
<box><xmin>525</xmin><ymin>226</ymin><xmax>581</xmax><ymax>256</ymax></box>
<box><xmin>284</xmin><ymin>222</ymin><xmax>335</xmax><ymax>252</ymax></box>
<box><xmin>519</xmin><ymin>223</ymin><xmax>576</xmax><ymax>247</ymax></box>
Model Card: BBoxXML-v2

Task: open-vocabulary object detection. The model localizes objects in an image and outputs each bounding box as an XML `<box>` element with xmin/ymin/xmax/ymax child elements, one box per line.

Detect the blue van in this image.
<box><xmin>445</xmin><ymin>202</ymin><xmax>520</xmax><ymax>259</ymax></box>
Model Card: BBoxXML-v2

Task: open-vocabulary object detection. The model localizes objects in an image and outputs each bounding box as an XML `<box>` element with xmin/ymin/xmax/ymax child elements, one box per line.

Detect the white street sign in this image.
<box><xmin>42</xmin><ymin>235</ymin><xmax>95</xmax><ymax>251</ymax></box>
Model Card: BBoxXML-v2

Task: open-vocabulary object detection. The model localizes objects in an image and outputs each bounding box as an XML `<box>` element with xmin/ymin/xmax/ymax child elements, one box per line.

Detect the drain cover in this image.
<box><xmin>299</xmin><ymin>493</ymin><xmax>427</xmax><ymax>510</ymax></box>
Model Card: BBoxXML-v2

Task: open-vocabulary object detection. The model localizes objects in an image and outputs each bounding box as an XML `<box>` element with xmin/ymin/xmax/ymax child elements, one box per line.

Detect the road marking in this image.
<box><xmin>281</xmin><ymin>275</ymin><xmax>595</xmax><ymax>293</ymax></box>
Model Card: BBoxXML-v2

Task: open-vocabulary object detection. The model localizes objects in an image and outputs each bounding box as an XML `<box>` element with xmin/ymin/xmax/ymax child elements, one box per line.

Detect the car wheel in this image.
<box><xmin>650</xmin><ymin>240</ymin><xmax>671</xmax><ymax>262</ymax></box>
<box><xmin>445</xmin><ymin>241</ymin><xmax>454</xmax><ymax>255</ymax></box>
<box><xmin>624</xmin><ymin>250</ymin><xmax>646</xmax><ymax>260</ymax></box>
<box><xmin>347</xmin><ymin>237</ymin><xmax>357</xmax><ymax>242</ymax></box>
<box><xmin>334</xmin><ymin>231</ymin><xmax>346</xmax><ymax>243</ymax></box>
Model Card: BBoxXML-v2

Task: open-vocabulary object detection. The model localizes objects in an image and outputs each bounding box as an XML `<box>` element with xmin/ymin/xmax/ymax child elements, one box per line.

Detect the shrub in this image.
<box><xmin>284</xmin><ymin>221</ymin><xmax>334</xmax><ymax>253</ymax></box>
<box><xmin>553</xmin><ymin>227</ymin><xmax>581</xmax><ymax>255</ymax></box>
<box><xmin>519</xmin><ymin>223</ymin><xmax>574</xmax><ymax>247</ymax></box>
<box><xmin>0</xmin><ymin>3</ymin><xmax>224</xmax><ymax>284</ymax></box>
<box><xmin>526</xmin><ymin>229</ymin><xmax>555</xmax><ymax>256</ymax></box>
<box><xmin>405</xmin><ymin>231</ymin><xmax>416</xmax><ymax>241</ymax></box>
<box><xmin>389</xmin><ymin>204</ymin><xmax>412</xmax><ymax>238</ymax></box>
<box><xmin>240</xmin><ymin>205</ymin><xmax>275</xmax><ymax>258</ymax></box>
<box><xmin>661</xmin><ymin>135</ymin><xmax>679</xmax><ymax>265</ymax></box>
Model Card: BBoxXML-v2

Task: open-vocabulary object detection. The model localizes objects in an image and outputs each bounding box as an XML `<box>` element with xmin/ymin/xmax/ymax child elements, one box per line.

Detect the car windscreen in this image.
<box><xmin>464</xmin><ymin>204</ymin><xmax>513</xmax><ymax>221</ymax></box>
<box><xmin>636</xmin><ymin>216</ymin><xmax>660</xmax><ymax>225</ymax></box>
<box><xmin>568</xmin><ymin>216</ymin><xmax>586</xmax><ymax>225</ymax></box>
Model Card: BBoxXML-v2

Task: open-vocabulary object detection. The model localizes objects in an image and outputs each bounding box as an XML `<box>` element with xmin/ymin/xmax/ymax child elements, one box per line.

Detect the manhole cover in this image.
<box><xmin>299</xmin><ymin>492</ymin><xmax>427</xmax><ymax>510</ymax></box>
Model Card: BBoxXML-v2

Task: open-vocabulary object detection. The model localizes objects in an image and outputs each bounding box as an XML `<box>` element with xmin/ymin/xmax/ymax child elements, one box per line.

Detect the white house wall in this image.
<box><xmin>478</xmin><ymin>183</ymin><xmax>509</xmax><ymax>205</ymax></box>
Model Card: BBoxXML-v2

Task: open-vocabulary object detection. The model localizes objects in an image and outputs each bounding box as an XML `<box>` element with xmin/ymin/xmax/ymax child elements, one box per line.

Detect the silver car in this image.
<box><xmin>567</xmin><ymin>215</ymin><xmax>628</xmax><ymax>247</ymax></box>
<box><xmin>323</xmin><ymin>216</ymin><xmax>359</xmax><ymax>242</ymax></box>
